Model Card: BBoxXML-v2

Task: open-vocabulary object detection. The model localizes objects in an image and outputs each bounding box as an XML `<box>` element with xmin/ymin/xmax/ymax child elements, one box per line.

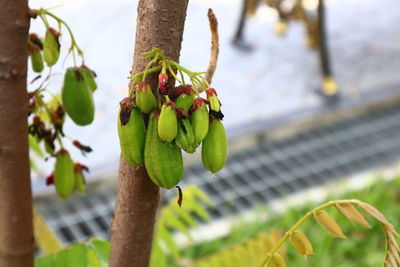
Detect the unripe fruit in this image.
<box><xmin>81</xmin><ymin>66</ymin><xmax>97</xmax><ymax>92</ymax></box>
<box><xmin>118</xmin><ymin>107</ymin><xmax>146</xmax><ymax>166</ymax></box>
<box><xmin>175</xmin><ymin>93</ymin><xmax>195</xmax><ymax>113</ymax></box>
<box><xmin>201</xmin><ymin>119</ymin><xmax>227</xmax><ymax>173</ymax></box>
<box><xmin>43</xmin><ymin>28</ymin><xmax>60</xmax><ymax>67</ymax></box>
<box><xmin>191</xmin><ymin>100</ymin><xmax>209</xmax><ymax>143</ymax></box>
<box><xmin>62</xmin><ymin>67</ymin><xmax>95</xmax><ymax>126</ymax></box>
<box><xmin>30</xmin><ymin>49</ymin><xmax>44</xmax><ymax>73</ymax></box>
<box><xmin>75</xmin><ymin>173</ymin><xmax>86</xmax><ymax>193</ymax></box>
<box><xmin>54</xmin><ymin>150</ymin><xmax>75</xmax><ymax>199</ymax></box>
<box><xmin>135</xmin><ymin>82</ymin><xmax>157</xmax><ymax>113</ymax></box>
<box><xmin>158</xmin><ymin>103</ymin><xmax>178</xmax><ymax>142</ymax></box>
<box><xmin>145</xmin><ymin>113</ymin><xmax>184</xmax><ymax>189</ymax></box>
<box><xmin>175</xmin><ymin>119</ymin><xmax>197</xmax><ymax>153</ymax></box>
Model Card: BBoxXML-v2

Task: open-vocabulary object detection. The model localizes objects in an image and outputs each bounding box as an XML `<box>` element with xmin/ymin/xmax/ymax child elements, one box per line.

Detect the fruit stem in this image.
<box><xmin>36</xmin><ymin>9</ymin><xmax>84</xmax><ymax>60</ymax></box>
<box><xmin>166</xmin><ymin>61</ymin><xmax>182</xmax><ymax>84</ymax></box>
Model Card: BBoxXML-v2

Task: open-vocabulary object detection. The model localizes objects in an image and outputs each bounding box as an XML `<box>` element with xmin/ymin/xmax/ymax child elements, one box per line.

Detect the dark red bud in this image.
<box><xmin>46</xmin><ymin>173</ymin><xmax>54</xmax><ymax>186</ymax></box>
<box><xmin>206</xmin><ymin>88</ymin><xmax>218</xmax><ymax>97</ymax></box>
<box><xmin>159</xmin><ymin>73</ymin><xmax>168</xmax><ymax>85</ymax></box>
<box><xmin>29</xmin><ymin>33</ymin><xmax>43</xmax><ymax>49</ymax></box>
<box><xmin>74</xmin><ymin>163</ymin><xmax>89</xmax><ymax>174</ymax></box>
<box><xmin>58</xmin><ymin>149</ymin><xmax>69</xmax><ymax>156</ymax></box>
<box><xmin>73</xmin><ymin>140</ymin><xmax>93</xmax><ymax>154</ymax></box>
<box><xmin>33</xmin><ymin>116</ymin><xmax>42</xmax><ymax>125</ymax></box>
<box><xmin>192</xmin><ymin>98</ymin><xmax>208</xmax><ymax>110</ymax></box>
<box><xmin>137</xmin><ymin>82</ymin><xmax>149</xmax><ymax>92</ymax></box>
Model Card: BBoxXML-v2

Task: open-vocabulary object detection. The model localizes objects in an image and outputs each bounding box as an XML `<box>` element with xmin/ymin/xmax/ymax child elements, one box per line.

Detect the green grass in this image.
<box><xmin>179</xmin><ymin>176</ymin><xmax>400</xmax><ymax>266</ymax></box>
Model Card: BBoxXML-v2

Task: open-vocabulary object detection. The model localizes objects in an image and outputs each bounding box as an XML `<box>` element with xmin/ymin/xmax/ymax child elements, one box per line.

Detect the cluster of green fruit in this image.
<box><xmin>28</xmin><ymin>8</ymin><xmax>97</xmax><ymax>199</ymax></box>
<box><xmin>118</xmin><ymin>49</ymin><xmax>227</xmax><ymax>189</ymax></box>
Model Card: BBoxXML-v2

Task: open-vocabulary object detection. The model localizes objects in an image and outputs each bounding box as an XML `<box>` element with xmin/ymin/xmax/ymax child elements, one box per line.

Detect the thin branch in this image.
<box><xmin>196</xmin><ymin>8</ymin><xmax>220</xmax><ymax>94</ymax></box>
<box><xmin>205</xmin><ymin>8</ymin><xmax>219</xmax><ymax>85</ymax></box>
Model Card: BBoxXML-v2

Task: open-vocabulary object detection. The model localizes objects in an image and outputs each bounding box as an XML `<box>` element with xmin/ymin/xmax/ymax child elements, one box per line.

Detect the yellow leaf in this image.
<box><xmin>290</xmin><ymin>232</ymin><xmax>314</xmax><ymax>256</ymax></box>
<box><xmin>267</xmin><ymin>253</ymin><xmax>286</xmax><ymax>267</ymax></box>
<box><xmin>313</xmin><ymin>211</ymin><xmax>347</xmax><ymax>239</ymax></box>
<box><xmin>335</xmin><ymin>203</ymin><xmax>371</xmax><ymax>228</ymax></box>
<box><xmin>359</xmin><ymin>203</ymin><xmax>390</xmax><ymax>225</ymax></box>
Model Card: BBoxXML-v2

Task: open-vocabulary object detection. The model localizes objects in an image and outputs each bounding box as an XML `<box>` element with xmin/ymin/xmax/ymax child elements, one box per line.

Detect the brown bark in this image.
<box><xmin>109</xmin><ymin>1</ymin><xmax>189</xmax><ymax>266</ymax></box>
<box><xmin>0</xmin><ymin>1</ymin><xmax>33</xmax><ymax>267</ymax></box>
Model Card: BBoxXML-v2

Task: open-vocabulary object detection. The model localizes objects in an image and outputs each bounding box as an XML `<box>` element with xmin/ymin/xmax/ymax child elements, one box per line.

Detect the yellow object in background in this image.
<box><xmin>274</xmin><ymin>20</ymin><xmax>287</xmax><ymax>36</ymax></box>
<box><xmin>322</xmin><ymin>76</ymin><xmax>338</xmax><ymax>95</ymax></box>
<box><xmin>33</xmin><ymin>210</ymin><xmax>63</xmax><ymax>255</ymax></box>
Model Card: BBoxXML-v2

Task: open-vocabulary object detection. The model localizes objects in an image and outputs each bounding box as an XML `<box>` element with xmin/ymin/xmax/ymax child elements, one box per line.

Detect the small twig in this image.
<box><xmin>205</xmin><ymin>8</ymin><xmax>219</xmax><ymax>85</ymax></box>
<box><xmin>196</xmin><ymin>9</ymin><xmax>219</xmax><ymax>94</ymax></box>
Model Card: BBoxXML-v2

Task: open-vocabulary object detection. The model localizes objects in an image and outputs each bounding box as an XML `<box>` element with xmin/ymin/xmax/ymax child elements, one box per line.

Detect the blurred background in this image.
<box><xmin>30</xmin><ymin>0</ymin><xmax>400</xmax><ymax>266</ymax></box>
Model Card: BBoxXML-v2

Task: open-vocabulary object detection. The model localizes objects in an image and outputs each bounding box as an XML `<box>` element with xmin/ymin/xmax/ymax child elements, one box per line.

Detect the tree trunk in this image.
<box><xmin>109</xmin><ymin>1</ymin><xmax>189</xmax><ymax>266</ymax></box>
<box><xmin>0</xmin><ymin>1</ymin><xmax>33</xmax><ymax>267</ymax></box>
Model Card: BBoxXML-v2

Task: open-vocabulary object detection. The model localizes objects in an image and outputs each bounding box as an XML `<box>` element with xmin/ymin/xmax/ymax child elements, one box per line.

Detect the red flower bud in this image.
<box><xmin>159</xmin><ymin>73</ymin><xmax>168</xmax><ymax>85</ymax></box>
<box><xmin>206</xmin><ymin>88</ymin><xmax>218</xmax><ymax>97</ymax></box>
<box><xmin>46</xmin><ymin>173</ymin><xmax>54</xmax><ymax>186</ymax></box>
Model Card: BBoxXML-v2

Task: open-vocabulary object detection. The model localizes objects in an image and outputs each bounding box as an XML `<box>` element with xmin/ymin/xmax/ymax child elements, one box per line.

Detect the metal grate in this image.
<box><xmin>38</xmin><ymin>102</ymin><xmax>400</xmax><ymax>245</ymax></box>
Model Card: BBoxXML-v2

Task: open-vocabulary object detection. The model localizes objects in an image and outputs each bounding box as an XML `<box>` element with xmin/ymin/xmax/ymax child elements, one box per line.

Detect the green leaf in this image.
<box><xmin>157</xmin><ymin>225</ymin><xmax>179</xmax><ymax>259</ymax></box>
<box><xmin>67</xmin><ymin>243</ymin><xmax>87</xmax><ymax>267</ymax></box>
<box><xmin>171</xmin><ymin>203</ymin><xmax>197</xmax><ymax>227</ymax></box>
<box><xmin>53</xmin><ymin>248</ymin><xmax>69</xmax><ymax>267</ymax></box>
<box><xmin>87</xmin><ymin>247</ymin><xmax>102</xmax><ymax>267</ymax></box>
<box><xmin>189</xmin><ymin>186</ymin><xmax>214</xmax><ymax>207</ymax></box>
<box><xmin>149</xmin><ymin>242</ymin><xmax>167</xmax><ymax>267</ymax></box>
<box><xmin>35</xmin><ymin>253</ymin><xmax>54</xmax><ymax>267</ymax></box>
<box><xmin>184</xmin><ymin>197</ymin><xmax>210</xmax><ymax>221</ymax></box>
<box><xmin>163</xmin><ymin>208</ymin><xmax>191</xmax><ymax>238</ymax></box>
<box><xmin>89</xmin><ymin>239</ymin><xmax>110</xmax><ymax>265</ymax></box>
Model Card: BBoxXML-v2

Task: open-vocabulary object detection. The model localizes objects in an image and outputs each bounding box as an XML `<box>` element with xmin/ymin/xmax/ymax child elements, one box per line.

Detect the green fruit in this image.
<box><xmin>62</xmin><ymin>67</ymin><xmax>95</xmax><ymax>126</ymax></box>
<box><xmin>201</xmin><ymin>120</ymin><xmax>227</xmax><ymax>173</ymax></box>
<box><xmin>175</xmin><ymin>93</ymin><xmax>195</xmax><ymax>113</ymax></box>
<box><xmin>81</xmin><ymin>67</ymin><xmax>97</xmax><ymax>92</ymax></box>
<box><xmin>54</xmin><ymin>150</ymin><xmax>75</xmax><ymax>199</ymax></box>
<box><xmin>158</xmin><ymin>104</ymin><xmax>177</xmax><ymax>142</ymax></box>
<box><xmin>136</xmin><ymin>83</ymin><xmax>157</xmax><ymax>113</ymax></box>
<box><xmin>30</xmin><ymin>50</ymin><xmax>44</xmax><ymax>73</ymax></box>
<box><xmin>43</xmin><ymin>28</ymin><xmax>60</xmax><ymax>67</ymax></box>
<box><xmin>191</xmin><ymin>103</ymin><xmax>209</xmax><ymax>143</ymax></box>
<box><xmin>118</xmin><ymin>108</ymin><xmax>146</xmax><ymax>166</ymax></box>
<box><xmin>175</xmin><ymin>119</ymin><xmax>197</xmax><ymax>153</ymax></box>
<box><xmin>75</xmin><ymin>172</ymin><xmax>86</xmax><ymax>193</ymax></box>
<box><xmin>145</xmin><ymin>113</ymin><xmax>183</xmax><ymax>189</ymax></box>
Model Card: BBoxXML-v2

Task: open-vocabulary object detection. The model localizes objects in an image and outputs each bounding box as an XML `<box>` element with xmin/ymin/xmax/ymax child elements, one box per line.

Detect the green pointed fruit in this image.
<box><xmin>75</xmin><ymin>172</ymin><xmax>86</xmax><ymax>193</ymax></box>
<box><xmin>175</xmin><ymin>93</ymin><xmax>195</xmax><ymax>113</ymax></box>
<box><xmin>54</xmin><ymin>150</ymin><xmax>75</xmax><ymax>199</ymax></box>
<box><xmin>30</xmin><ymin>49</ymin><xmax>44</xmax><ymax>73</ymax></box>
<box><xmin>43</xmin><ymin>28</ymin><xmax>60</xmax><ymax>67</ymax></box>
<box><xmin>206</xmin><ymin>88</ymin><xmax>221</xmax><ymax>112</ymax></box>
<box><xmin>74</xmin><ymin>164</ymin><xmax>88</xmax><ymax>193</ymax></box>
<box><xmin>62</xmin><ymin>67</ymin><xmax>95</xmax><ymax>126</ymax></box>
<box><xmin>158</xmin><ymin>103</ymin><xmax>178</xmax><ymax>142</ymax></box>
<box><xmin>118</xmin><ymin>107</ymin><xmax>146</xmax><ymax>166</ymax></box>
<box><xmin>191</xmin><ymin>99</ymin><xmax>209</xmax><ymax>143</ymax></box>
<box><xmin>81</xmin><ymin>66</ymin><xmax>97</xmax><ymax>92</ymax></box>
<box><xmin>175</xmin><ymin>119</ymin><xmax>197</xmax><ymax>153</ymax></box>
<box><xmin>135</xmin><ymin>82</ymin><xmax>157</xmax><ymax>113</ymax></box>
<box><xmin>145</xmin><ymin>113</ymin><xmax>183</xmax><ymax>189</ymax></box>
<box><xmin>201</xmin><ymin>120</ymin><xmax>227</xmax><ymax>173</ymax></box>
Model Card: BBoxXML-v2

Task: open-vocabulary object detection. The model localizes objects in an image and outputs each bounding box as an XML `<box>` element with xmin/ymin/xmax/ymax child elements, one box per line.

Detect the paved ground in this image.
<box><xmin>28</xmin><ymin>0</ymin><xmax>400</xmax><ymax>193</ymax></box>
